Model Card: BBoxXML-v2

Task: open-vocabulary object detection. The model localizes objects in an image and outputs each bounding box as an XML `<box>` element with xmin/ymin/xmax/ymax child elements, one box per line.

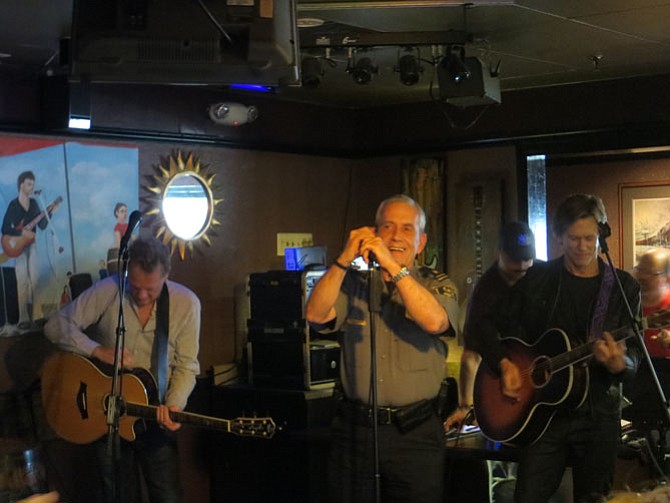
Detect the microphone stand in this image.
<box><xmin>599</xmin><ymin>223</ymin><xmax>670</xmax><ymax>477</ymax></box>
<box><xmin>367</xmin><ymin>255</ymin><xmax>383</xmax><ymax>503</ymax></box>
<box><xmin>106</xmin><ymin>244</ymin><xmax>131</xmax><ymax>503</ymax></box>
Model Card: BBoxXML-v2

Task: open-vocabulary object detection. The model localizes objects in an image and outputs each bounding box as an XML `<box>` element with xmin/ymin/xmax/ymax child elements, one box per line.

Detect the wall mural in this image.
<box><xmin>0</xmin><ymin>137</ymin><xmax>138</xmax><ymax>334</ymax></box>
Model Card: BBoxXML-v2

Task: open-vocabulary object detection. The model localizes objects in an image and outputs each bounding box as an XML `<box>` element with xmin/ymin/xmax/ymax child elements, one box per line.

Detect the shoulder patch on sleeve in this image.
<box><xmin>433</xmin><ymin>284</ymin><xmax>457</xmax><ymax>298</ymax></box>
<box><xmin>419</xmin><ymin>266</ymin><xmax>449</xmax><ymax>282</ymax></box>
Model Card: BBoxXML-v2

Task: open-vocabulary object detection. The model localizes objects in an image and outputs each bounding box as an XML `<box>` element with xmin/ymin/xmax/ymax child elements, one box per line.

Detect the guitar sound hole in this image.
<box><xmin>531</xmin><ymin>356</ymin><xmax>552</xmax><ymax>388</ymax></box>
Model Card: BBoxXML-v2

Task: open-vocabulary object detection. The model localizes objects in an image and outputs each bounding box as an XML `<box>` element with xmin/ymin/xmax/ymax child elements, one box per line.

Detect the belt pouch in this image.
<box><xmin>394</xmin><ymin>399</ymin><xmax>434</xmax><ymax>433</ymax></box>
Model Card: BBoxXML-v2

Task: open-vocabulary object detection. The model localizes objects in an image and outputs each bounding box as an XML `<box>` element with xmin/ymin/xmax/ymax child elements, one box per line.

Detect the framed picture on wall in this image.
<box><xmin>619</xmin><ymin>181</ymin><xmax>670</xmax><ymax>271</ymax></box>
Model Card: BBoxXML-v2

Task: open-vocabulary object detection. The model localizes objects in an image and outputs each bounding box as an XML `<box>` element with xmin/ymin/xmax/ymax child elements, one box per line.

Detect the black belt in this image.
<box><xmin>337</xmin><ymin>398</ymin><xmax>436</xmax><ymax>432</ymax></box>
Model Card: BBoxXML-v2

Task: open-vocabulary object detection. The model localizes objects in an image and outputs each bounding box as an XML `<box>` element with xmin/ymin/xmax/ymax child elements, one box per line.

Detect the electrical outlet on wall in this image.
<box><xmin>277</xmin><ymin>233</ymin><xmax>313</xmax><ymax>256</ymax></box>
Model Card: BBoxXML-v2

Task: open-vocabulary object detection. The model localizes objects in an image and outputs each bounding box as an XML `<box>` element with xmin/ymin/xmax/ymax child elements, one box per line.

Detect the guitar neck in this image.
<box><xmin>124</xmin><ymin>402</ymin><xmax>276</xmax><ymax>438</ymax></box>
<box><xmin>24</xmin><ymin>197</ymin><xmax>62</xmax><ymax>232</ymax></box>
<box><xmin>550</xmin><ymin>326</ymin><xmax>633</xmax><ymax>373</ymax></box>
<box><xmin>125</xmin><ymin>402</ymin><xmax>234</xmax><ymax>433</ymax></box>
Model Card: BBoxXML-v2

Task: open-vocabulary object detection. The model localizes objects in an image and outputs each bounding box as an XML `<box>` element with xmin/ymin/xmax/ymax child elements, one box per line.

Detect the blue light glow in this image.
<box><xmin>229</xmin><ymin>84</ymin><xmax>274</xmax><ymax>93</ymax></box>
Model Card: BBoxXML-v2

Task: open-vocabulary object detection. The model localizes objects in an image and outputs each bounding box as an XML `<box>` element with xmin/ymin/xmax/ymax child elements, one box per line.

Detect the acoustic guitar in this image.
<box><xmin>41</xmin><ymin>352</ymin><xmax>277</xmax><ymax>445</ymax></box>
<box><xmin>1</xmin><ymin>196</ymin><xmax>63</xmax><ymax>258</ymax></box>
<box><xmin>473</xmin><ymin>310</ymin><xmax>670</xmax><ymax>446</ymax></box>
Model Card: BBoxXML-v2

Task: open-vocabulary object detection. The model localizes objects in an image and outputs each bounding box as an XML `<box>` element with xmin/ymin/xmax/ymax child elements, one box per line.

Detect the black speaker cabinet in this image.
<box><xmin>246</xmin><ymin>270</ymin><xmax>339</xmax><ymax>390</ymax></box>
<box><xmin>247</xmin><ymin>332</ymin><xmax>340</xmax><ymax>390</ymax></box>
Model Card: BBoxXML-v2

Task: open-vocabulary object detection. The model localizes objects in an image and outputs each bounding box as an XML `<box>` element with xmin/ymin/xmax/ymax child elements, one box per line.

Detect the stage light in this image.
<box><xmin>396</xmin><ymin>50</ymin><xmax>422</xmax><ymax>86</ymax></box>
<box><xmin>440</xmin><ymin>45</ymin><xmax>471</xmax><ymax>84</ymax></box>
<box><xmin>301</xmin><ymin>57</ymin><xmax>324</xmax><ymax>88</ymax></box>
<box><xmin>349</xmin><ymin>57</ymin><xmax>377</xmax><ymax>85</ymax></box>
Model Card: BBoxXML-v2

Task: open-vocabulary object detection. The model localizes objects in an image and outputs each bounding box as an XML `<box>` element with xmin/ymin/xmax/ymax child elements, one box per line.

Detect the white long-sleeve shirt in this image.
<box><xmin>44</xmin><ymin>275</ymin><xmax>201</xmax><ymax>410</ymax></box>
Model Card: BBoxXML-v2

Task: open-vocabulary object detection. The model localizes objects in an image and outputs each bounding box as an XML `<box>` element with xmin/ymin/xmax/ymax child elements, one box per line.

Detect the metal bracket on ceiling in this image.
<box><xmin>299</xmin><ymin>30</ymin><xmax>468</xmax><ymax>49</ymax></box>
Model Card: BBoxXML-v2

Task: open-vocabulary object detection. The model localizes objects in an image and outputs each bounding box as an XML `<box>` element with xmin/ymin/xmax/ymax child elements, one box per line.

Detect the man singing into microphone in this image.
<box><xmin>45</xmin><ymin>236</ymin><xmax>201</xmax><ymax>503</ymax></box>
<box><xmin>306</xmin><ymin>194</ymin><xmax>459</xmax><ymax>503</ymax></box>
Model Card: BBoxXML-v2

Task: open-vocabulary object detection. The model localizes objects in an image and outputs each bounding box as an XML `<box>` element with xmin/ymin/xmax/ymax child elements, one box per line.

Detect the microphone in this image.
<box><xmin>598</xmin><ymin>221</ymin><xmax>611</xmax><ymax>253</ymax></box>
<box><xmin>33</xmin><ymin>189</ymin><xmax>42</xmax><ymax>195</ymax></box>
<box><xmin>368</xmin><ymin>254</ymin><xmax>383</xmax><ymax>312</ymax></box>
<box><xmin>120</xmin><ymin>210</ymin><xmax>142</xmax><ymax>253</ymax></box>
<box><xmin>368</xmin><ymin>252</ymin><xmax>380</xmax><ymax>269</ymax></box>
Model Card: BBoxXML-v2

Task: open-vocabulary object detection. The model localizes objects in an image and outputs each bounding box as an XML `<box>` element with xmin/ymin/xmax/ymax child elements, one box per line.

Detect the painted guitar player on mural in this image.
<box><xmin>1</xmin><ymin>170</ymin><xmax>62</xmax><ymax>329</ymax></box>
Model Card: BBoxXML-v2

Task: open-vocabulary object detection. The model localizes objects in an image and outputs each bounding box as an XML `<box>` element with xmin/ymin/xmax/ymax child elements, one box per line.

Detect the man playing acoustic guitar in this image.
<box><xmin>45</xmin><ymin>237</ymin><xmax>201</xmax><ymax>503</ymax></box>
<box><xmin>1</xmin><ymin>170</ymin><xmax>60</xmax><ymax>330</ymax></box>
<box><xmin>474</xmin><ymin>194</ymin><xmax>641</xmax><ymax>503</ymax></box>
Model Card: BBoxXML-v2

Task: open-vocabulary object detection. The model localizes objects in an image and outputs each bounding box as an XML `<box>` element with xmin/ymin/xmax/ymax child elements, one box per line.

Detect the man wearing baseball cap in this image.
<box><xmin>445</xmin><ymin>221</ymin><xmax>536</xmax><ymax>431</ymax></box>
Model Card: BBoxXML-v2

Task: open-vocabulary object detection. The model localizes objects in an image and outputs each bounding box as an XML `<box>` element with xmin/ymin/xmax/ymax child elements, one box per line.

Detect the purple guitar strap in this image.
<box><xmin>589</xmin><ymin>263</ymin><xmax>614</xmax><ymax>340</ymax></box>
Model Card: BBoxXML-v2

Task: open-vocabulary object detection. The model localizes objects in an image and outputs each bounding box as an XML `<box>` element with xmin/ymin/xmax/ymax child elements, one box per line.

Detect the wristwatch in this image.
<box><xmin>391</xmin><ymin>266</ymin><xmax>410</xmax><ymax>283</ymax></box>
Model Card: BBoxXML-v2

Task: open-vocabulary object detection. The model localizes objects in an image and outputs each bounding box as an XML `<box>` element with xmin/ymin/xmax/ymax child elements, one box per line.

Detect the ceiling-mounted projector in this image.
<box><xmin>208</xmin><ymin>103</ymin><xmax>259</xmax><ymax>126</ymax></box>
<box><xmin>437</xmin><ymin>57</ymin><xmax>501</xmax><ymax>107</ymax></box>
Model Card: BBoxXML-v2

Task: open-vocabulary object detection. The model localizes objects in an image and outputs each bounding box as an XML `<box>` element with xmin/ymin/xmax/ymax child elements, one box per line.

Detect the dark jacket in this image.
<box><xmin>483</xmin><ymin>257</ymin><xmax>642</xmax><ymax>416</ymax></box>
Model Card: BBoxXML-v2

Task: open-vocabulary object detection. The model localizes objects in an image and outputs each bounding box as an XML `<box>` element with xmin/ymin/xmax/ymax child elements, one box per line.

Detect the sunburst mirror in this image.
<box><xmin>144</xmin><ymin>150</ymin><xmax>222</xmax><ymax>259</ymax></box>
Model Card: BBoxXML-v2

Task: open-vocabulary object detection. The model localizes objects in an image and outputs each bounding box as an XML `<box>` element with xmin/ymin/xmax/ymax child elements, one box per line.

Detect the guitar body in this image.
<box><xmin>473</xmin><ymin>328</ymin><xmax>589</xmax><ymax>446</ymax></box>
<box><xmin>41</xmin><ymin>352</ymin><xmax>277</xmax><ymax>444</ymax></box>
<box><xmin>41</xmin><ymin>352</ymin><xmax>155</xmax><ymax>444</ymax></box>
<box><xmin>1</xmin><ymin>233</ymin><xmax>35</xmax><ymax>258</ymax></box>
<box><xmin>1</xmin><ymin>196</ymin><xmax>63</xmax><ymax>257</ymax></box>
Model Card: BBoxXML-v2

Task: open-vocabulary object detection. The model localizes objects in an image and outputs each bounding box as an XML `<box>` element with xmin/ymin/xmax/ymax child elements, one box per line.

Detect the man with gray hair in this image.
<box><xmin>306</xmin><ymin>194</ymin><xmax>459</xmax><ymax>503</ymax></box>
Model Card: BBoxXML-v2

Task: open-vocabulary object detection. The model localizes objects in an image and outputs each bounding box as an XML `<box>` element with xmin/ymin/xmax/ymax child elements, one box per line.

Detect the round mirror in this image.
<box><xmin>145</xmin><ymin>150</ymin><xmax>222</xmax><ymax>259</ymax></box>
<box><xmin>162</xmin><ymin>173</ymin><xmax>212</xmax><ymax>240</ymax></box>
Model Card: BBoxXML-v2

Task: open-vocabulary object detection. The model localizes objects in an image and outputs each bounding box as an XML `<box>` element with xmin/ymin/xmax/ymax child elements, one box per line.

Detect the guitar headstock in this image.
<box><xmin>230</xmin><ymin>416</ymin><xmax>277</xmax><ymax>439</ymax></box>
<box><xmin>646</xmin><ymin>308</ymin><xmax>670</xmax><ymax>330</ymax></box>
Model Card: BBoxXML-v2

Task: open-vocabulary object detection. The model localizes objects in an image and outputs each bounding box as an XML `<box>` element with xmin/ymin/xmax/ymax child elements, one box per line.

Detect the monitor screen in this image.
<box><xmin>69</xmin><ymin>0</ymin><xmax>300</xmax><ymax>87</ymax></box>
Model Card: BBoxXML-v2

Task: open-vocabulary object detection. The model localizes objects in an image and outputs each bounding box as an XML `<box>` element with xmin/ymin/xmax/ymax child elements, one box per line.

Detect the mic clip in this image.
<box><xmin>598</xmin><ymin>222</ymin><xmax>611</xmax><ymax>253</ymax></box>
<box><xmin>598</xmin><ymin>222</ymin><xmax>612</xmax><ymax>239</ymax></box>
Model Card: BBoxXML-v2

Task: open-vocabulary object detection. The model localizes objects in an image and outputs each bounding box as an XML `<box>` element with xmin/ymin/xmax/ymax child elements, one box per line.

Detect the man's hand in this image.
<box><xmin>444</xmin><ymin>406</ymin><xmax>474</xmax><ymax>433</ymax></box>
<box><xmin>593</xmin><ymin>331</ymin><xmax>626</xmax><ymax>374</ymax></box>
<box><xmin>91</xmin><ymin>346</ymin><xmax>135</xmax><ymax>368</ymax></box>
<box><xmin>157</xmin><ymin>404</ymin><xmax>182</xmax><ymax>431</ymax></box>
<box><xmin>336</xmin><ymin>226</ymin><xmax>378</xmax><ymax>267</ymax></box>
<box><xmin>19</xmin><ymin>491</ymin><xmax>60</xmax><ymax>503</ymax></box>
<box><xmin>654</xmin><ymin>329</ymin><xmax>670</xmax><ymax>348</ymax></box>
<box><xmin>500</xmin><ymin>358</ymin><xmax>522</xmax><ymax>400</ymax></box>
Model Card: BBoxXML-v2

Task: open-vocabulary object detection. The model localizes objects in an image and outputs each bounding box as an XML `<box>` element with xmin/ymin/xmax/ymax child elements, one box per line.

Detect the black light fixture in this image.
<box><xmin>301</xmin><ymin>56</ymin><xmax>324</xmax><ymax>88</ymax></box>
<box><xmin>395</xmin><ymin>48</ymin><xmax>422</xmax><ymax>86</ymax></box>
<box><xmin>440</xmin><ymin>45</ymin><xmax>471</xmax><ymax>84</ymax></box>
<box><xmin>68</xmin><ymin>79</ymin><xmax>91</xmax><ymax>130</ymax></box>
<box><xmin>346</xmin><ymin>50</ymin><xmax>378</xmax><ymax>85</ymax></box>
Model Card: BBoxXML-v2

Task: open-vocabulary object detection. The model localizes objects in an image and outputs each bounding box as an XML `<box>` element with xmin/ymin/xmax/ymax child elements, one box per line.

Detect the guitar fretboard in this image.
<box><xmin>540</xmin><ymin>326</ymin><xmax>634</xmax><ymax>375</ymax></box>
<box><xmin>124</xmin><ymin>402</ymin><xmax>276</xmax><ymax>438</ymax></box>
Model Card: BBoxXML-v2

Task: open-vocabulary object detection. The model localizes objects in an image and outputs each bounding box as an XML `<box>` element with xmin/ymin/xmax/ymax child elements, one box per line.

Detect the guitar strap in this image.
<box><xmin>152</xmin><ymin>283</ymin><xmax>170</xmax><ymax>403</ymax></box>
<box><xmin>589</xmin><ymin>263</ymin><xmax>614</xmax><ymax>340</ymax></box>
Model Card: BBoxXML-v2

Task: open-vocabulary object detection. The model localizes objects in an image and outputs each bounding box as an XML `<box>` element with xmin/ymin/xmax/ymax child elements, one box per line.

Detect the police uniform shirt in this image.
<box><xmin>329</xmin><ymin>266</ymin><xmax>459</xmax><ymax>407</ymax></box>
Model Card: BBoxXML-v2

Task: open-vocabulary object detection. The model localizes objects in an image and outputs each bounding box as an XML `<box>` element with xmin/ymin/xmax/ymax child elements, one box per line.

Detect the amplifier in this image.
<box><xmin>248</xmin><ymin>269</ymin><xmax>325</xmax><ymax>327</ymax></box>
<box><xmin>247</xmin><ymin>336</ymin><xmax>340</xmax><ymax>390</ymax></box>
<box><xmin>246</xmin><ymin>269</ymin><xmax>339</xmax><ymax>390</ymax></box>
